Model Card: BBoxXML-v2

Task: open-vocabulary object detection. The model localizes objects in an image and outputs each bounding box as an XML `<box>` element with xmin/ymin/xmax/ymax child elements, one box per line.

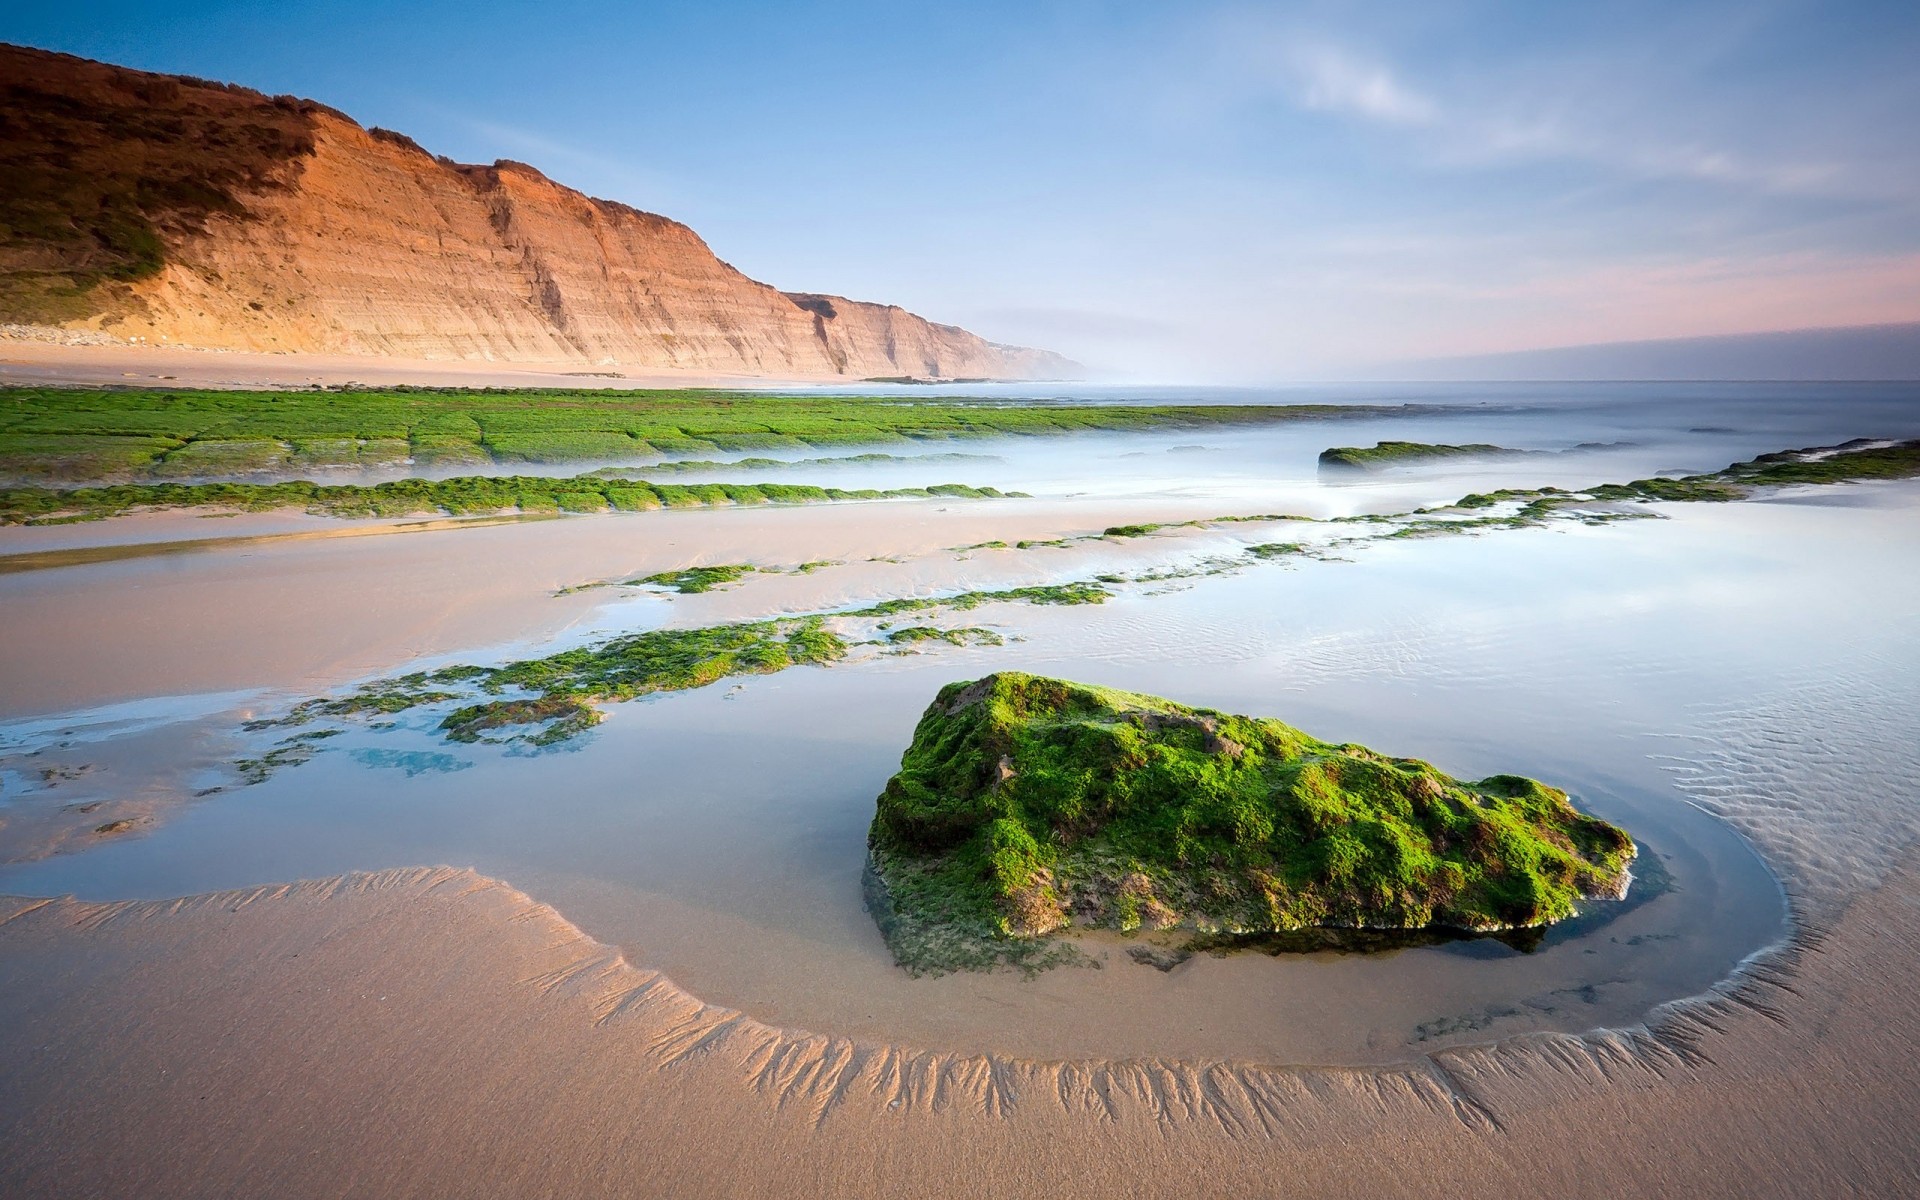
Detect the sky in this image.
<box><xmin>8</xmin><ymin>1</ymin><xmax>1920</xmax><ymax>380</ymax></box>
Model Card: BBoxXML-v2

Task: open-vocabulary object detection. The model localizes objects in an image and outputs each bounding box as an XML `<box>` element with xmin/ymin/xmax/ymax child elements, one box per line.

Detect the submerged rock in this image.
<box><xmin>867</xmin><ymin>672</ymin><xmax>1635</xmax><ymax>975</ymax></box>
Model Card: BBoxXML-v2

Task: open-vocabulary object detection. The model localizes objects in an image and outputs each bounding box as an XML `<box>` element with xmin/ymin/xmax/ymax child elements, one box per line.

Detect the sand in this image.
<box><xmin>0</xmin><ymin>338</ymin><xmax>821</xmax><ymax>391</ymax></box>
<box><xmin>0</xmin><ymin>857</ymin><xmax>1913</xmax><ymax>1197</ymax></box>
<box><xmin>0</xmin><ymin>496</ymin><xmax>1282</xmax><ymax>720</ymax></box>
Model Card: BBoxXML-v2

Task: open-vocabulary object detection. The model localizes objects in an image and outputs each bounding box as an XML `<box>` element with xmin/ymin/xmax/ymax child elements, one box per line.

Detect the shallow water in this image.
<box><xmin>3</xmin><ymin>388</ymin><xmax>1917</xmax><ymax>1065</ymax></box>
<box><xmin>97</xmin><ymin>381</ymin><xmax>1920</xmax><ymax>505</ymax></box>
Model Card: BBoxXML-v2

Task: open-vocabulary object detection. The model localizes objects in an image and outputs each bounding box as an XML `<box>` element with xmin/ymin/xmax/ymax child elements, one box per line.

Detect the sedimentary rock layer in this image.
<box><xmin>0</xmin><ymin>45</ymin><xmax>1074</xmax><ymax>379</ymax></box>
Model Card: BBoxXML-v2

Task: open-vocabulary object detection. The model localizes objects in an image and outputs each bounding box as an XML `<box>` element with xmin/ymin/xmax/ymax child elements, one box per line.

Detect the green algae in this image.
<box><xmin>867</xmin><ymin>672</ymin><xmax>1636</xmax><ymax>976</ymax></box>
<box><xmin>885</xmin><ymin>626</ymin><xmax>1006</xmax><ymax>649</ymax></box>
<box><xmin>481</xmin><ymin>617</ymin><xmax>848</xmax><ymax>706</ymax></box>
<box><xmin>0</xmin><ymin>474</ymin><xmax>1023</xmax><ymax>525</ymax></box>
<box><xmin>441</xmin><ymin>696</ymin><xmax>603</xmax><ymax>746</ymax></box>
<box><xmin>1244</xmin><ymin>542</ymin><xmax>1308</xmax><ymax>559</ymax></box>
<box><xmin>633</xmin><ymin>563</ymin><xmax>758</xmax><ymax>594</ymax></box>
<box><xmin>224</xmin><ymin>438</ymin><xmax>1919</xmax><ymax>785</ymax></box>
<box><xmin>848</xmin><ymin>582</ymin><xmax>1111</xmax><ymax>617</ymax></box>
<box><xmin>937</xmin><ymin>441</ymin><xmax>1920</xmax><ymax>588</ymax></box>
<box><xmin>234</xmin><ymin>741</ymin><xmax>323</xmax><ymax>785</ymax></box>
<box><xmin>1474</xmin><ymin>440</ymin><xmax>1920</xmax><ymax>515</ymax></box>
<box><xmin>593</xmin><ymin>451</ymin><xmax>1002</xmax><ymax>476</ymax></box>
<box><xmin>0</xmin><ymin>384</ymin><xmax>1445</xmax><ymax>487</ymax></box>
<box><xmin>1319</xmin><ymin>441</ymin><xmax>1527</xmax><ymax>471</ymax></box>
<box><xmin>231</xmin><ymin>582</ymin><xmax>1126</xmax><ymax>784</ymax></box>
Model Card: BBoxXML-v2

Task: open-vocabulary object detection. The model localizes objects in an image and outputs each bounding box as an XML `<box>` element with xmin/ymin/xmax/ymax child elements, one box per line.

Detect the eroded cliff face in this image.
<box><xmin>0</xmin><ymin>45</ymin><xmax>1074</xmax><ymax>379</ymax></box>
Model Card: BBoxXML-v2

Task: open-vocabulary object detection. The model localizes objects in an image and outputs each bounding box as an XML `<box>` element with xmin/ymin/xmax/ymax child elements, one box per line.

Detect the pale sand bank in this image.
<box><xmin>0</xmin><ymin>339</ymin><xmax>830</xmax><ymax>391</ymax></box>
<box><xmin>0</xmin><ymin>861</ymin><xmax>1914</xmax><ymax>1197</ymax></box>
<box><xmin>0</xmin><ymin>497</ymin><xmax>1276</xmax><ymax>719</ymax></box>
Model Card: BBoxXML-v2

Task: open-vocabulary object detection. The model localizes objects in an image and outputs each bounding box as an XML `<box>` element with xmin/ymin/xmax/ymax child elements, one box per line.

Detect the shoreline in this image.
<box><xmin>7</xmin><ymin>855</ymin><xmax>1900</xmax><ymax>1199</ymax></box>
<box><xmin>0</xmin><ymin>860</ymin><xmax>1807</xmax><ymax>1110</ymax></box>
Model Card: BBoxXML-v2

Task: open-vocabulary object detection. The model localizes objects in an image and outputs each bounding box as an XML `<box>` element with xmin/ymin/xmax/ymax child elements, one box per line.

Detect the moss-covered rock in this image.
<box><xmin>1319</xmin><ymin>441</ymin><xmax>1526</xmax><ymax>470</ymax></box>
<box><xmin>867</xmin><ymin>672</ymin><xmax>1635</xmax><ymax>975</ymax></box>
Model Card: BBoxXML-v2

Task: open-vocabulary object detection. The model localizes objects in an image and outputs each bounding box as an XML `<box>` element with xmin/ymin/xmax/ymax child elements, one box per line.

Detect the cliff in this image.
<box><xmin>0</xmin><ymin>45</ymin><xmax>1075</xmax><ymax>380</ymax></box>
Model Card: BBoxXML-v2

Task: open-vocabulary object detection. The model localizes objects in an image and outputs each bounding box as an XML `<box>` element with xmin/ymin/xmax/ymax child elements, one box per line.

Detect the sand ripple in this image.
<box><xmin>1653</xmin><ymin>634</ymin><xmax>1920</xmax><ymax>919</ymax></box>
<box><xmin>3</xmin><ymin>865</ymin><xmax>1812</xmax><ymax>1135</ymax></box>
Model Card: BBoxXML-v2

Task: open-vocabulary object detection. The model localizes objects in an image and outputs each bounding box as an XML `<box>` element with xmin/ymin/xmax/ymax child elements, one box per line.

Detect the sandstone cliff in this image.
<box><xmin>0</xmin><ymin>45</ymin><xmax>1075</xmax><ymax>380</ymax></box>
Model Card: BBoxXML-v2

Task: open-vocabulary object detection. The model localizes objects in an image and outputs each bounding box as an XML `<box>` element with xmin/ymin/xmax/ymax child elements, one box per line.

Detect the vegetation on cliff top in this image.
<box><xmin>0</xmin><ymin>46</ymin><xmax>322</xmax><ymax>321</ymax></box>
<box><xmin>867</xmin><ymin>673</ymin><xmax>1635</xmax><ymax>976</ymax></box>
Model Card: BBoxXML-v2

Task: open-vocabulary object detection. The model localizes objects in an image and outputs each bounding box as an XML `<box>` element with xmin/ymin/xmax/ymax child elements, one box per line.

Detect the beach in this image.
<box><xmin>1</xmin><ymin>858</ymin><xmax>1913</xmax><ymax>1197</ymax></box>
<box><xmin>2</xmin><ymin>377</ymin><xmax>1918</xmax><ymax>1194</ymax></box>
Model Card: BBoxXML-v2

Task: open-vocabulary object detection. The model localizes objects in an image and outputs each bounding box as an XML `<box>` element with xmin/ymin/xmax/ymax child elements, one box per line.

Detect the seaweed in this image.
<box><xmin>849</xmin><ymin>582</ymin><xmax>1111</xmax><ymax>617</ymax></box>
<box><xmin>885</xmin><ymin>626</ymin><xmax>1006</xmax><ymax>649</ymax></box>
<box><xmin>0</xmin><ymin>383</ymin><xmax>1446</xmax><ymax>489</ymax></box>
<box><xmin>0</xmin><ymin>471</ymin><xmax>1023</xmax><ymax>525</ymax></box>
<box><xmin>631</xmin><ymin>564</ymin><xmax>758</xmax><ymax>594</ymax></box>
<box><xmin>440</xmin><ymin>696</ymin><xmax>602</xmax><ymax>746</ymax></box>
<box><xmin>1319</xmin><ymin>441</ymin><xmax>1528</xmax><ymax>470</ymax></box>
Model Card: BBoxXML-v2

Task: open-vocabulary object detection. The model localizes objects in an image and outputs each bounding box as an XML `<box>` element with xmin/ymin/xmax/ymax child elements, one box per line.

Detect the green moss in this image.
<box><xmin>867</xmin><ymin>673</ymin><xmax>1636</xmax><ymax>975</ymax></box>
<box><xmin>632</xmin><ymin>563</ymin><xmax>757</xmax><ymax>593</ymax></box>
<box><xmin>0</xmin><ymin>472</ymin><xmax>1020</xmax><ymax>525</ymax></box>
<box><xmin>885</xmin><ymin>626</ymin><xmax>1006</xmax><ymax>648</ymax></box>
<box><xmin>234</xmin><ymin>741</ymin><xmax>322</xmax><ymax>785</ymax></box>
<box><xmin>235</xmin><ymin>582</ymin><xmax>1134</xmax><ymax>781</ymax></box>
<box><xmin>1465</xmin><ymin>440</ymin><xmax>1920</xmax><ymax>516</ymax></box>
<box><xmin>1723</xmin><ymin>439</ymin><xmax>1920</xmax><ymax>486</ymax></box>
<box><xmin>148</xmin><ymin>438</ymin><xmax>291</xmax><ymax>478</ymax></box>
<box><xmin>0</xmin><ymin>384</ymin><xmax>1440</xmax><ymax>487</ymax></box>
<box><xmin>1320</xmin><ymin>442</ymin><xmax>1526</xmax><ymax>470</ymax></box>
<box><xmin>480</xmin><ymin>616</ymin><xmax>849</xmax><ymax>706</ymax></box>
<box><xmin>440</xmin><ymin>696</ymin><xmax>603</xmax><ymax>745</ymax></box>
<box><xmin>1103</xmin><ymin>523</ymin><xmax>1163</xmax><ymax>538</ymax></box>
<box><xmin>598</xmin><ymin>451</ymin><xmax>1002</xmax><ymax>476</ymax></box>
<box><xmin>244</xmin><ymin>674</ymin><xmax>463</xmax><ymax>731</ymax></box>
<box><xmin>849</xmin><ymin>582</ymin><xmax>1111</xmax><ymax>617</ymax></box>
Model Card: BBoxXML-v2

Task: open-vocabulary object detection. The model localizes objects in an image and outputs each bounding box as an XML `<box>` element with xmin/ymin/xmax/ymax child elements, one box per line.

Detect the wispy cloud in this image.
<box><xmin>1200</xmin><ymin>13</ymin><xmax>1879</xmax><ymax>202</ymax></box>
<box><xmin>1287</xmin><ymin>44</ymin><xmax>1435</xmax><ymax>126</ymax></box>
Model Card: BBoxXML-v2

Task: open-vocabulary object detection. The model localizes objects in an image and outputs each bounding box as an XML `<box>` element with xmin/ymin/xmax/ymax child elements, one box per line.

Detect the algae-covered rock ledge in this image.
<box><xmin>866</xmin><ymin>673</ymin><xmax>1635</xmax><ymax>975</ymax></box>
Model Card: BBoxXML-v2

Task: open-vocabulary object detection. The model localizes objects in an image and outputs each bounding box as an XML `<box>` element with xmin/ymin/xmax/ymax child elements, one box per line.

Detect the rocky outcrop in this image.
<box><xmin>868</xmin><ymin>672</ymin><xmax>1637</xmax><ymax>975</ymax></box>
<box><xmin>0</xmin><ymin>44</ymin><xmax>1075</xmax><ymax>379</ymax></box>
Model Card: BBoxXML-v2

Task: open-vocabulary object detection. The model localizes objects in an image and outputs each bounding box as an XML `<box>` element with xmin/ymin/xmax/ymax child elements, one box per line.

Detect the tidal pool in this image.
<box><xmin>2</xmin><ymin>390</ymin><xmax>1915</xmax><ymax>1066</ymax></box>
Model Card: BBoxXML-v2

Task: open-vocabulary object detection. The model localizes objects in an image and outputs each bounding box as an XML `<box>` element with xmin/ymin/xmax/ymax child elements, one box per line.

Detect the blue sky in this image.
<box><xmin>9</xmin><ymin>1</ymin><xmax>1920</xmax><ymax>378</ymax></box>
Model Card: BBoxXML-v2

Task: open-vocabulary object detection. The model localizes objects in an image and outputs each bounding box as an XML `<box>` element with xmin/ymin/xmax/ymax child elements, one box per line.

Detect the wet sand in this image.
<box><xmin>16</xmin><ymin>493</ymin><xmax>1916</xmax><ymax>1065</ymax></box>
<box><xmin>0</xmin><ymin>858</ymin><xmax>1913</xmax><ymax>1198</ymax></box>
<box><xmin>0</xmin><ymin>495</ymin><xmax>1308</xmax><ymax>719</ymax></box>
